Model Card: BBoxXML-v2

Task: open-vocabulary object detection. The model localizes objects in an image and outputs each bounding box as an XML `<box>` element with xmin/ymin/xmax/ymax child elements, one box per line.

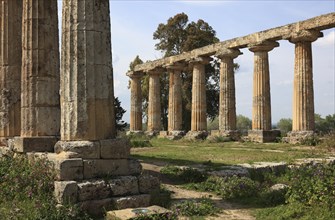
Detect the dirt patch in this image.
<box><xmin>141</xmin><ymin>162</ymin><xmax>255</xmax><ymax>220</ymax></box>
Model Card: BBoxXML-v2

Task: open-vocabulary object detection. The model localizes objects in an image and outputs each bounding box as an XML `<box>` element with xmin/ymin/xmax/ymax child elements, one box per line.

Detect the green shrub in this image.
<box><xmin>220</xmin><ymin>176</ymin><xmax>260</xmax><ymax>200</ymax></box>
<box><xmin>286</xmin><ymin>163</ymin><xmax>335</xmax><ymax>208</ymax></box>
<box><xmin>160</xmin><ymin>166</ymin><xmax>207</xmax><ymax>183</ymax></box>
<box><xmin>0</xmin><ymin>155</ymin><xmax>92</xmax><ymax>220</ymax></box>
<box><xmin>259</xmin><ymin>187</ymin><xmax>287</xmax><ymax>206</ymax></box>
<box><xmin>186</xmin><ymin>176</ymin><xmax>224</xmax><ymax>193</ymax></box>
<box><xmin>172</xmin><ymin>197</ymin><xmax>219</xmax><ymax>217</ymax></box>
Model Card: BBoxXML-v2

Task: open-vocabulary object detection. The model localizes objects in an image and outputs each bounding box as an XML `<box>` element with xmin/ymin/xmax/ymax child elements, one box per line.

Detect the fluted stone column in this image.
<box><xmin>186</xmin><ymin>57</ymin><xmax>209</xmax><ymax>139</ymax></box>
<box><xmin>286</xmin><ymin>30</ymin><xmax>323</xmax><ymax>143</ymax></box>
<box><xmin>14</xmin><ymin>0</ymin><xmax>60</xmax><ymax>152</ymax></box>
<box><xmin>167</xmin><ymin>64</ymin><xmax>183</xmax><ymax>136</ymax></box>
<box><xmin>214</xmin><ymin>49</ymin><xmax>241</xmax><ymax>140</ymax></box>
<box><xmin>248</xmin><ymin>41</ymin><xmax>280</xmax><ymax>142</ymax></box>
<box><xmin>129</xmin><ymin>72</ymin><xmax>143</xmax><ymax>133</ymax></box>
<box><xmin>59</xmin><ymin>0</ymin><xmax>115</xmax><ymax>143</ymax></box>
<box><xmin>147</xmin><ymin>70</ymin><xmax>161</xmax><ymax>134</ymax></box>
<box><xmin>0</xmin><ymin>0</ymin><xmax>22</xmax><ymax>144</ymax></box>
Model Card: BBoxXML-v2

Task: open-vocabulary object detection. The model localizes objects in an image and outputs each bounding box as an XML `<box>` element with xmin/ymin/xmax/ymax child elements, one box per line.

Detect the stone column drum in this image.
<box><xmin>286</xmin><ymin>30</ymin><xmax>323</xmax><ymax>143</ymax></box>
<box><xmin>186</xmin><ymin>57</ymin><xmax>209</xmax><ymax>139</ymax></box>
<box><xmin>0</xmin><ymin>0</ymin><xmax>22</xmax><ymax>144</ymax></box>
<box><xmin>147</xmin><ymin>70</ymin><xmax>161</xmax><ymax>134</ymax></box>
<box><xmin>248</xmin><ymin>41</ymin><xmax>280</xmax><ymax>142</ymax></box>
<box><xmin>14</xmin><ymin>0</ymin><xmax>60</xmax><ymax>152</ymax></box>
<box><xmin>167</xmin><ymin>63</ymin><xmax>184</xmax><ymax>137</ymax></box>
<box><xmin>215</xmin><ymin>49</ymin><xmax>241</xmax><ymax>140</ymax></box>
<box><xmin>58</xmin><ymin>0</ymin><xmax>116</xmax><ymax>144</ymax></box>
<box><xmin>129</xmin><ymin>72</ymin><xmax>143</xmax><ymax>133</ymax></box>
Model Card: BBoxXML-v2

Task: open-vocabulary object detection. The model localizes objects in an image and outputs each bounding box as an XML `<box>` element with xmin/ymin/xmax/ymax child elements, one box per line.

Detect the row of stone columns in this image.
<box><xmin>0</xmin><ymin>0</ymin><xmax>116</xmax><ymax>151</ymax></box>
<box><xmin>129</xmin><ymin>30</ymin><xmax>323</xmax><ymax>142</ymax></box>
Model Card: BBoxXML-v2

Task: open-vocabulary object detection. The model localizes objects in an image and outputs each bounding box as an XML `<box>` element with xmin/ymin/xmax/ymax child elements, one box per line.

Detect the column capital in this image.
<box><xmin>215</xmin><ymin>48</ymin><xmax>242</xmax><ymax>59</ymax></box>
<box><xmin>248</xmin><ymin>40</ymin><xmax>279</xmax><ymax>53</ymax></box>
<box><xmin>187</xmin><ymin>56</ymin><xmax>211</xmax><ymax>65</ymax></box>
<box><xmin>146</xmin><ymin>67</ymin><xmax>165</xmax><ymax>76</ymax></box>
<box><xmin>127</xmin><ymin>71</ymin><xmax>144</xmax><ymax>79</ymax></box>
<box><xmin>285</xmin><ymin>29</ymin><xmax>323</xmax><ymax>43</ymax></box>
<box><xmin>164</xmin><ymin>62</ymin><xmax>185</xmax><ymax>71</ymax></box>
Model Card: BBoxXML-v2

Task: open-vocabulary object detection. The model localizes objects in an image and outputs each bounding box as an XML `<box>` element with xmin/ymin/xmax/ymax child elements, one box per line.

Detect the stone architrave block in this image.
<box><xmin>100</xmin><ymin>138</ymin><xmax>130</xmax><ymax>159</ymax></box>
<box><xmin>54</xmin><ymin>181</ymin><xmax>78</xmax><ymax>203</ymax></box>
<box><xmin>77</xmin><ymin>180</ymin><xmax>111</xmax><ymax>201</ymax></box>
<box><xmin>111</xmin><ymin>194</ymin><xmax>151</xmax><ymax>210</ymax></box>
<box><xmin>13</xmin><ymin>136</ymin><xmax>57</xmax><ymax>153</ymax></box>
<box><xmin>55</xmin><ymin>140</ymin><xmax>101</xmax><ymax>159</ymax></box>
<box><xmin>138</xmin><ymin>175</ymin><xmax>160</xmax><ymax>194</ymax></box>
<box><xmin>80</xmin><ymin>198</ymin><xmax>113</xmax><ymax>217</ymax></box>
<box><xmin>109</xmin><ymin>176</ymin><xmax>139</xmax><ymax>196</ymax></box>
<box><xmin>83</xmin><ymin>159</ymin><xmax>142</xmax><ymax>179</ymax></box>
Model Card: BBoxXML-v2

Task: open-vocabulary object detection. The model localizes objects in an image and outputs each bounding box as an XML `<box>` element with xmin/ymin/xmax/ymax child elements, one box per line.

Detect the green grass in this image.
<box><xmin>131</xmin><ymin>138</ymin><xmax>326</xmax><ymax>166</ymax></box>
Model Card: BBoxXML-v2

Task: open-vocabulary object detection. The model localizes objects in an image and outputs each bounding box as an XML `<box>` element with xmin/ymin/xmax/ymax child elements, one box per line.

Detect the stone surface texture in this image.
<box><xmin>61</xmin><ymin>0</ymin><xmax>115</xmax><ymax>141</ymax></box>
<box><xmin>21</xmin><ymin>0</ymin><xmax>60</xmax><ymax>137</ymax></box>
<box><xmin>217</xmin><ymin>49</ymin><xmax>241</xmax><ymax>132</ymax></box>
<box><xmin>0</xmin><ymin>0</ymin><xmax>22</xmax><ymax>140</ymax></box>
<box><xmin>190</xmin><ymin>58</ymin><xmax>209</xmax><ymax>132</ymax></box>
<box><xmin>249</xmin><ymin>41</ymin><xmax>278</xmax><ymax>131</ymax></box>
<box><xmin>167</xmin><ymin>64</ymin><xmax>183</xmax><ymax>132</ymax></box>
<box><xmin>129</xmin><ymin>73</ymin><xmax>143</xmax><ymax>132</ymax></box>
<box><xmin>147</xmin><ymin>70</ymin><xmax>161</xmax><ymax>132</ymax></box>
<box><xmin>106</xmin><ymin>206</ymin><xmax>172</xmax><ymax>220</ymax></box>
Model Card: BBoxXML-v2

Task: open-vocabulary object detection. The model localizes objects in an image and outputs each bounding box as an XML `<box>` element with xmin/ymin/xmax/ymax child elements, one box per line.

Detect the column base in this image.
<box><xmin>185</xmin><ymin>130</ymin><xmax>208</xmax><ymax>140</ymax></box>
<box><xmin>247</xmin><ymin>130</ymin><xmax>281</xmax><ymax>143</ymax></box>
<box><xmin>55</xmin><ymin>138</ymin><xmax>131</xmax><ymax>159</ymax></box>
<box><xmin>13</xmin><ymin>136</ymin><xmax>58</xmax><ymax>153</ymax></box>
<box><xmin>159</xmin><ymin>130</ymin><xmax>185</xmax><ymax>140</ymax></box>
<box><xmin>210</xmin><ymin>130</ymin><xmax>241</xmax><ymax>141</ymax></box>
<box><xmin>284</xmin><ymin>131</ymin><xmax>315</xmax><ymax>144</ymax></box>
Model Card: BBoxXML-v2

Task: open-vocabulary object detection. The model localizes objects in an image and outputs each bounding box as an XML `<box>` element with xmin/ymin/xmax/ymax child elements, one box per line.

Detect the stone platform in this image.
<box><xmin>26</xmin><ymin>138</ymin><xmax>161</xmax><ymax>217</ymax></box>
<box><xmin>284</xmin><ymin>131</ymin><xmax>315</xmax><ymax>144</ymax></box>
<box><xmin>248</xmin><ymin>130</ymin><xmax>281</xmax><ymax>143</ymax></box>
<box><xmin>210</xmin><ymin>130</ymin><xmax>240</xmax><ymax>141</ymax></box>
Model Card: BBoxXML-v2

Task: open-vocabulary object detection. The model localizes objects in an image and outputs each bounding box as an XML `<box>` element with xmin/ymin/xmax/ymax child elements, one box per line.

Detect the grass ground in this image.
<box><xmin>131</xmin><ymin>137</ymin><xmax>328</xmax><ymax>166</ymax></box>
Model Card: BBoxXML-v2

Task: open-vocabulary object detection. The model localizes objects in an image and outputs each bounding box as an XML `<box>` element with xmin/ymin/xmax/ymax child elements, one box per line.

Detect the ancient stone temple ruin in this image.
<box><xmin>127</xmin><ymin>13</ymin><xmax>335</xmax><ymax>143</ymax></box>
<box><xmin>0</xmin><ymin>0</ymin><xmax>159</xmax><ymax>216</ymax></box>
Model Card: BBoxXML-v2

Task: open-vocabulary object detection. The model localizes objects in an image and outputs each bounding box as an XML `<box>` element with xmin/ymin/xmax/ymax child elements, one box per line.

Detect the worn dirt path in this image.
<box><xmin>141</xmin><ymin>162</ymin><xmax>255</xmax><ymax>220</ymax></box>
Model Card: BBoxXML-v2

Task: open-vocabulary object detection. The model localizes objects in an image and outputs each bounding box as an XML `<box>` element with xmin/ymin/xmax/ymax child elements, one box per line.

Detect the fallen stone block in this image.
<box><xmin>54</xmin><ymin>181</ymin><xmax>78</xmax><ymax>203</ymax></box>
<box><xmin>106</xmin><ymin>205</ymin><xmax>172</xmax><ymax>220</ymax></box>
<box><xmin>138</xmin><ymin>175</ymin><xmax>160</xmax><ymax>194</ymax></box>
<box><xmin>80</xmin><ymin>198</ymin><xmax>113</xmax><ymax>217</ymax></box>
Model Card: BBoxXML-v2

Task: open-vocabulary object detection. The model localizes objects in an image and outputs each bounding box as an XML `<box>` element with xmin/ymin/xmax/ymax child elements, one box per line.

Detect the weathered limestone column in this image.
<box><xmin>213</xmin><ymin>49</ymin><xmax>242</xmax><ymax>140</ymax></box>
<box><xmin>248</xmin><ymin>41</ymin><xmax>280</xmax><ymax>142</ymax></box>
<box><xmin>186</xmin><ymin>57</ymin><xmax>210</xmax><ymax>139</ymax></box>
<box><xmin>167</xmin><ymin>63</ymin><xmax>184</xmax><ymax>137</ymax></box>
<box><xmin>286</xmin><ymin>30</ymin><xmax>323</xmax><ymax>143</ymax></box>
<box><xmin>14</xmin><ymin>0</ymin><xmax>60</xmax><ymax>152</ymax></box>
<box><xmin>59</xmin><ymin>0</ymin><xmax>115</xmax><ymax>142</ymax></box>
<box><xmin>0</xmin><ymin>0</ymin><xmax>22</xmax><ymax>144</ymax></box>
<box><xmin>147</xmin><ymin>70</ymin><xmax>161</xmax><ymax>135</ymax></box>
<box><xmin>128</xmin><ymin>72</ymin><xmax>143</xmax><ymax>133</ymax></box>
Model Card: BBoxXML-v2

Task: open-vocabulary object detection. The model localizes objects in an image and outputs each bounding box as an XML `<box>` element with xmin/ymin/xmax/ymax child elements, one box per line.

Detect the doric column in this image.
<box><xmin>14</xmin><ymin>0</ymin><xmax>60</xmax><ymax>152</ymax></box>
<box><xmin>190</xmin><ymin>57</ymin><xmax>209</xmax><ymax>132</ymax></box>
<box><xmin>216</xmin><ymin>49</ymin><xmax>242</xmax><ymax>135</ymax></box>
<box><xmin>0</xmin><ymin>0</ymin><xmax>22</xmax><ymax>142</ymax></box>
<box><xmin>147</xmin><ymin>70</ymin><xmax>161</xmax><ymax>133</ymax></box>
<box><xmin>129</xmin><ymin>72</ymin><xmax>143</xmax><ymax>132</ymax></box>
<box><xmin>166</xmin><ymin>63</ymin><xmax>183</xmax><ymax>132</ymax></box>
<box><xmin>248</xmin><ymin>41</ymin><xmax>280</xmax><ymax>142</ymax></box>
<box><xmin>60</xmin><ymin>0</ymin><xmax>115</xmax><ymax>141</ymax></box>
<box><xmin>285</xmin><ymin>30</ymin><xmax>323</xmax><ymax>143</ymax></box>
<box><xmin>289</xmin><ymin>30</ymin><xmax>323</xmax><ymax>132</ymax></box>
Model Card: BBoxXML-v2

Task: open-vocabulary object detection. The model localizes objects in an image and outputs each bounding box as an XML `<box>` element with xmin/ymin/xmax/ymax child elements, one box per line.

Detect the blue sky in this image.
<box><xmin>57</xmin><ymin>0</ymin><xmax>335</xmax><ymax>124</ymax></box>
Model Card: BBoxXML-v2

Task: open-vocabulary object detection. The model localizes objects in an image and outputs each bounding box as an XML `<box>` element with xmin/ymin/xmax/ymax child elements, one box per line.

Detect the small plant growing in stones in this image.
<box><xmin>172</xmin><ymin>197</ymin><xmax>219</xmax><ymax>217</ymax></box>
